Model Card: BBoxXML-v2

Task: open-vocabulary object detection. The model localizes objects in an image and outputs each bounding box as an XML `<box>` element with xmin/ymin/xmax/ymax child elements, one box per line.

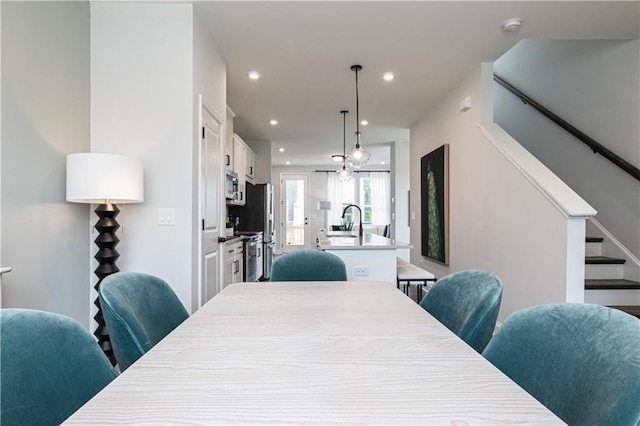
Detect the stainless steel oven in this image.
<box><xmin>241</xmin><ymin>233</ymin><xmax>260</xmax><ymax>282</ymax></box>
<box><xmin>262</xmin><ymin>241</ymin><xmax>275</xmax><ymax>281</ymax></box>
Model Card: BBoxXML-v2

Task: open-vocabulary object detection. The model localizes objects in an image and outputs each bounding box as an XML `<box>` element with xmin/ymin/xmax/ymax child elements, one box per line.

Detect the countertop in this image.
<box><xmin>223</xmin><ymin>235</ymin><xmax>245</xmax><ymax>243</ymax></box>
<box><xmin>319</xmin><ymin>232</ymin><xmax>412</xmax><ymax>250</ymax></box>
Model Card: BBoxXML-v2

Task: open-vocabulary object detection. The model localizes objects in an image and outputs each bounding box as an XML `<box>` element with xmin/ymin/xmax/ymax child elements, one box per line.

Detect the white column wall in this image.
<box><xmin>392</xmin><ymin>140</ymin><xmax>411</xmax><ymax>261</ymax></box>
<box><xmin>90</xmin><ymin>3</ymin><xmax>194</xmax><ymax>312</ymax></box>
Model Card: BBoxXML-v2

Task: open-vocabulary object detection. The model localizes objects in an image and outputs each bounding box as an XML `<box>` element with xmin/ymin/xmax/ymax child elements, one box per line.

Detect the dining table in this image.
<box><xmin>65</xmin><ymin>281</ymin><xmax>563</xmax><ymax>425</ymax></box>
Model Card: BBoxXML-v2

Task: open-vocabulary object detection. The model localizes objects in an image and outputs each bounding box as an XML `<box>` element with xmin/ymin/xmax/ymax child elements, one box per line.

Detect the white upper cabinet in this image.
<box><xmin>224</xmin><ymin>106</ymin><xmax>235</xmax><ymax>170</ymax></box>
<box><xmin>225</xmin><ymin>106</ymin><xmax>257</xmax><ymax>205</ymax></box>
<box><xmin>232</xmin><ymin>133</ymin><xmax>247</xmax><ymax>205</ymax></box>
<box><xmin>245</xmin><ymin>145</ymin><xmax>256</xmax><ymax>184</ymax></box>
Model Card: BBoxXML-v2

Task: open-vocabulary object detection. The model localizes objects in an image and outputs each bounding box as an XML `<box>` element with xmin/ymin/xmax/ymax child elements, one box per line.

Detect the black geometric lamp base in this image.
<box><xmin>93</xmin><ymin>202</ymin><xmax>121</xmax><ymax>366</ymax></box>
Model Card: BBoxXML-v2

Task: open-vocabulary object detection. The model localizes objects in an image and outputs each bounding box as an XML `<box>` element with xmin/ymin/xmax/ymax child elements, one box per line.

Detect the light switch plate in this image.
<box><xmin>158</xmin><ymin>208</ymin><xmax>175</xmax><ymax>226</ymax></box>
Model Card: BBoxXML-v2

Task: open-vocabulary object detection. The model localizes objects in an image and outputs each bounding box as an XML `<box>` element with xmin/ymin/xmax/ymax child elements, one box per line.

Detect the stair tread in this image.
<box><xmin>585</xmin><ymin>256</ymin><xmax>626</xmax><ymax>265</ymax></box>
<box><xmin>586</xmin><ymin>237</ymin><xmax>604</xmax><ymax>243</ymax></box>
<box><xmin>608</xmin><ymin>306</ymin><xmax>640</xmax><ymax>319</ymax></box>
<box><xmin>585</xmin><ymin>279</ymin><xmax>640</xmax><ymax>290</ymax></box>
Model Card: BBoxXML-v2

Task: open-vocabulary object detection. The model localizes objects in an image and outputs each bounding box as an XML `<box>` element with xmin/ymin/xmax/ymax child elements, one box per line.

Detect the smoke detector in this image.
<box><xmin>502</xmin><ymin>18</ymin><xmax>523</xmax><ymax>32</ymax></box>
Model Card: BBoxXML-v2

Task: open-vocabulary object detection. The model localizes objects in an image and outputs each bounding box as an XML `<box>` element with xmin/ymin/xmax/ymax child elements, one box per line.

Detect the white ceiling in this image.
<box><xmin>195</xmin><ymin>1</ymin><xmax>639</xmax><ymax>167</ymax></box>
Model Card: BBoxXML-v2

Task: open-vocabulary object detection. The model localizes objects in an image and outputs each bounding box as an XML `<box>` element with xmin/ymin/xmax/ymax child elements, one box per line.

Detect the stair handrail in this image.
<box><xmin>493</xmin><ymin>74</ymin><xmax>640</xmax><ymax>183</ymax></box>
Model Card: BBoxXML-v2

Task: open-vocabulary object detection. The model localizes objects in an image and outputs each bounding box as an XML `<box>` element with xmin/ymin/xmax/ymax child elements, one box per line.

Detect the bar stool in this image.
<box><xmin>396</xmin><ymin>258</ymin><xmax>436</xmax><ymax>302</ymax></box>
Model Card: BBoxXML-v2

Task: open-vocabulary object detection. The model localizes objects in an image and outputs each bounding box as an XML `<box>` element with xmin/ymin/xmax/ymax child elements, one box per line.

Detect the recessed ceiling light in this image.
<box><xmin>248</xmin><ymin>71</ymin><xmax>261</xmax><ymax>80</ymax></box>
<box><xmin>383</xmin><ymin>72</ymin><xmax>394</xmax><ymax>81</ymax></box>
<box><xmin>285</xmin><ymin>161</ymin><xmax>291</xmax><ymax>165</ymax></box>
<box><xmin>270</xmin><ymin>119</ymin><xmax>278</xmax><ymax>126</ymax></box>
<box><xmin>278</xmin><ymin>148</ymin><xmax>285</xmax><ymax>152</ymax></box>
<box><xmin>381</xmin><ymin>161</ymin><xmax>386</xmax><ymax>165</ymax></box>
<box><xmin>331</xmin><ymin>154</ymin><xmax>344</xmax><ymax>162</ymax></box>
<box><xmin>360</xmin><ymin>120</ymin><xmax>368</xmax><ymax>126</ymax></box>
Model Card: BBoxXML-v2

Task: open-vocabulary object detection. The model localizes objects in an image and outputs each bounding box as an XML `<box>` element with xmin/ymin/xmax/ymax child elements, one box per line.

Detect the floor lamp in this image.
<box><xmin>66</xmin><ymin>153</ymin><xmax>144</xmax><ymax>366</ymax></box>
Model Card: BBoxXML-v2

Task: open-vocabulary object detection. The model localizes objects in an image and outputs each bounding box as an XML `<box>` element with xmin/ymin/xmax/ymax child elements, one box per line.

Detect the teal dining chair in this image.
<box><xmin>270</xmin><ymin>250</ymin><xmax>347</xmax><ymax>281</ymax></box>
<box><xmin>419</xmin><ymin>269</ymin><xmax>503</xmax><ymax>352</ymax></box>
<box><xmin>99</xmin><ymin>272</ymin><xmax>189</xmax><ymax>371</ymax></box>
<box><xmin>1</xmin><ymin>309</ymin><xmax>118</xmax><ymax>425</ymax></box>
<box><xmin>482</xmin><ymin>303</ymin><xmax>640</xmax><ymax>426</ymax></box>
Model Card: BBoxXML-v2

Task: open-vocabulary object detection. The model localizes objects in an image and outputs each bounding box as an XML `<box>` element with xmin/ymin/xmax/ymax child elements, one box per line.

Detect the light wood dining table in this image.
<box><xmin>66</xmin><ymin>281</ymin><xmax>563</xmax><ymax>425</ymax></box>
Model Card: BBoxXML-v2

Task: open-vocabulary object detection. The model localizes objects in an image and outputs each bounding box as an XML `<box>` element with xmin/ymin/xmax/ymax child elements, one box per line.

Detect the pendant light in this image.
<box><xmin>347</xmin><ymin>65</ymin><xmax>370</xmax><ymax>169</ymax></box>
<box><xmin>337</xmin><ymin>110</ymin><xmax>353</xmax><ymax>182</ymax></box>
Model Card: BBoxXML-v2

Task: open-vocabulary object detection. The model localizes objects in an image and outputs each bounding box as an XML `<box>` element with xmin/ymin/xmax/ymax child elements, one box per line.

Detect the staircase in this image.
<box><xmin>584</xmin><ymin>237</ymin><xmax>640</xmax><ymax>319</ymax></box>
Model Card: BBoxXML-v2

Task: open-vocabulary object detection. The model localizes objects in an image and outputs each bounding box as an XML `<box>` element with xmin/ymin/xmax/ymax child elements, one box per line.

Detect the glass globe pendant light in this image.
<box><xmin>347</xmin><ymin>65</ymin><xmax>370</xmax><ymax>169</ymax></box>
<box><xmin>337</xmin><ymin>110</ymin><xmax>353</xmax><ymax>182</ymax></box>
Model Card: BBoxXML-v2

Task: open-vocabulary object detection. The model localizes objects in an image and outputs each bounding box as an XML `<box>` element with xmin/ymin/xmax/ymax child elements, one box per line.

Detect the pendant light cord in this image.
<box><xmin>341</xmin><ymin>110</ymin><xmax>348</xmax><ymax>168</ymax></box>
<box><xmin>355</xmin><ymin>68</ymin><xmax>360</xmax><ymax>134</ymax></box>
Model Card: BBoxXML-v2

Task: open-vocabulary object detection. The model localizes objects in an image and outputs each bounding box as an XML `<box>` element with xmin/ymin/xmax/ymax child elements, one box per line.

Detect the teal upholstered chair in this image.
<box><xmin>271</xmin><ymin>250</ymin><xmax>347</xmax><ymax>281</ymax></box>
<box><xmin>99</xmin><ymin>272</ymin><xmax>189</xmax><ymax>371</ymax></box>
<box><xmin>1</xmin><ymin>309</ymin><xmax>118</xmax><ymax>425</ymax></box>
<box><xmin>483</xmin><ymin>303</ymin><xmax>640</xmax><ymax>426</ymax></box>
<box><xmin>419</xmin><ymin>269</ymin><xmax>502</xmax><ymax>353</ymax></box>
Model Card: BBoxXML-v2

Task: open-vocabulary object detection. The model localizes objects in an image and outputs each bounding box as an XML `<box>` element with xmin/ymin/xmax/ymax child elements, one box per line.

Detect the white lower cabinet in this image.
<box><xmin>223</xmin><ymin>239</ymin><xmax>244</xmax><ymax>288</ymax></box>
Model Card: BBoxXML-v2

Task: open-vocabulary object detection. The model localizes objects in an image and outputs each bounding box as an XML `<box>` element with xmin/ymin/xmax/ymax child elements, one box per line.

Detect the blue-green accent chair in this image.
<box><xmin>99</xmin><ymin>272</ymin><xmax>189</xmax><ymax>371</ymax></box>
<box><xmin>271</xmin><ymin>250</ymin><xmax>347</xmax><ymax>281</ymax></box>
<box><xmin>419</xmin><ymin>269</ymin><xmax>502</xmax><ymax>352</ymax></box>
<box><xmin>483</xmin><ymin>303</ymin><xmax>640</xmax><ymax>426</ymax></box>
<box><xmin>1</xmin><ymin>309</ymin><xmax>118</xmax><ymax>425</ymax></box>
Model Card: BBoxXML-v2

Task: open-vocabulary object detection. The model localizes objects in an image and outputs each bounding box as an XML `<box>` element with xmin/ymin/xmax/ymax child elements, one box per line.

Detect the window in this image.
<box><xmin>326</xmin><ymin>172</ymin><xmax>390</xmax><ymax>231</ymax></box>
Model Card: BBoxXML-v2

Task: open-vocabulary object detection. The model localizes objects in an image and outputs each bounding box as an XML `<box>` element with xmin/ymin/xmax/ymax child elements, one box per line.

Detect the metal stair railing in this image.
<box><xmin>494</xmin><ymin>74</ymin><xmax>640</xmax><ymax>183</ymax></box>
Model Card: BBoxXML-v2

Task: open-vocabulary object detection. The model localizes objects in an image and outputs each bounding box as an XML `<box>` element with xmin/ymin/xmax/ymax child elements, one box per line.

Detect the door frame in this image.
<box><xmin>280</xmin><ymin>173</ymin><xmax>310</xmax><ymax>253</ymax></box>
<box><xmin>196</xmin><ymin>95</ymin><xmax>224</xmax><ymax>311</ymax></box>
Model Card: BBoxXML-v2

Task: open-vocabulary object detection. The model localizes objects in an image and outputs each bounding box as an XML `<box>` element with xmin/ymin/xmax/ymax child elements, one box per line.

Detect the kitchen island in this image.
<box><xmin>319</xmin><ymin>232</ymin><xmax>412</xmax><ymax>284</ymax></box>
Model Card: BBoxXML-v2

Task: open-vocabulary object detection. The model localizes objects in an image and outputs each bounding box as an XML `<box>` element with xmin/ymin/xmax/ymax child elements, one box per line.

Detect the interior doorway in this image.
<box><xmin>280</xmin><ymin>173</ymin><xmax>309</xmax><ymax>252</ymax></box>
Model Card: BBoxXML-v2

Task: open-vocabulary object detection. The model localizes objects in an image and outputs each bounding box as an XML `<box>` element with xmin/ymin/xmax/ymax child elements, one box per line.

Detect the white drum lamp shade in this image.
<box><xmin>66</xmin><ymin>153</ymin><xmax>144</xmax><ymax>204</ymax></box>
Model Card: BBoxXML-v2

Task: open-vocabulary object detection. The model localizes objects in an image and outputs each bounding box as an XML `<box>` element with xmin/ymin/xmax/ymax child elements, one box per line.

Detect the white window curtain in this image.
<box><xmin>326</xmin><ymin>172</ymin><xmax>353</xmax><ymax>228</ymax></box>
<box><xmin>368</xmin><ymin>172</ymin><xmax>390</xmax><ymax>226</ymax></box>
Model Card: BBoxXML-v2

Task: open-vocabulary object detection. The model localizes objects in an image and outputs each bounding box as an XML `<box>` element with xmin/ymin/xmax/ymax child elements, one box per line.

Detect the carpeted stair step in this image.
<box><xmin>608</xmin><ymin>305</ymin><xmax>640</xmax><ymax>319</ymax></box>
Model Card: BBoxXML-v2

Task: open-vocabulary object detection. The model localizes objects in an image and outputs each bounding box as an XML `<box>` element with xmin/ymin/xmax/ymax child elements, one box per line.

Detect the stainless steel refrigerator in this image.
<box><xmin>229</xmin><ymin>183</ymin><xmax>274</xmax><ymax>280</ymax></box>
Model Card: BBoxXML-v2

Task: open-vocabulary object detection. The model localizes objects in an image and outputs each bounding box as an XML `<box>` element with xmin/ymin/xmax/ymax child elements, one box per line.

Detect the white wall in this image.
<box><xmin>410</xmin><ymin>64</ymin><xmax>591</xmax><ymax>321</ymax></box>
<box><xmin>90</xmin><ymin>3</ymin><xmax>194</xmax><ymax>312</ymax></box>
<box><xmin>1</xmin><ymin>2</ymin><xmax>91</xmax><ymax>327</ymax></box>
<box><xmin>494</xmin><ymin>39</ymin><xmax>640</xmax><ymax>257</ymax></box>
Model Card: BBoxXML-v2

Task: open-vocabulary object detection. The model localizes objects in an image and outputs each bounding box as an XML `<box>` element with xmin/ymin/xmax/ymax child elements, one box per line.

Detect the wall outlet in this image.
<box><xmin>354</xmin><ymin>266</ymin><xmax>369</xmax><ymax>276</ymax></box>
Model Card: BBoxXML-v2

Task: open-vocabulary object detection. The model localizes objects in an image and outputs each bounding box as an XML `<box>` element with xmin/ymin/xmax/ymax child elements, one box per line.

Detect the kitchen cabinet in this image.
<box><xmin>224</xmin><ymin>106</ymin><xmax>235</xmax><ymax>170</ymax></box>
<box><xmin>233</xmin><ymin>134</ymin><xmax>247</xmax><ymax>205</ymax></box>
<box><xmin>223</xmin><ymin>238</ymin><xmax>244</xmax><ymax>288</ymax></box>
<box><xmin>246</xmin><ymin>148</ymin><xmax>256</xmax><ymax>184</ymax></box>
<box><xmin>224</xmin><ymin>106</ymin><xmax>257</xmax><ymax>205</ymax></box>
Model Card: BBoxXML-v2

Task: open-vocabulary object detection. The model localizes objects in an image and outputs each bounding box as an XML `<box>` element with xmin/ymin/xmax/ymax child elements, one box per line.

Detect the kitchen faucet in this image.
<box><xmin>341</xmin><ymin>204</ymin><xmax>363</xmax><ymax>238</ymax></box>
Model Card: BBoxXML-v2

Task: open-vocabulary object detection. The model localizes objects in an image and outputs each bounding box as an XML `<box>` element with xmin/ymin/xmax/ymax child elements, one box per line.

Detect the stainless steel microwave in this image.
<box><xmin>225</xmin><ymin>169</ymin><xmax>238</xmax><ymax>200</ymax></box>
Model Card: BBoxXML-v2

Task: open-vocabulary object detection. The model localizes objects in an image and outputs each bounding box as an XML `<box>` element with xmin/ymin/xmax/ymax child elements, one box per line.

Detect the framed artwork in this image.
<box><xmin>420</xmin><ymin>144</ymin><xmax>449</xmax><ymax>265</ymax></box>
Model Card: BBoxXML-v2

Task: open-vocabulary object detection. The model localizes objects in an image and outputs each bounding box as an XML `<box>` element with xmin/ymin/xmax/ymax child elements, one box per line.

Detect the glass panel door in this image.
<box><xmin>281</xmin><ymin>173</ymin><xmax>309</xmax><ymax>252</ymax></box>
